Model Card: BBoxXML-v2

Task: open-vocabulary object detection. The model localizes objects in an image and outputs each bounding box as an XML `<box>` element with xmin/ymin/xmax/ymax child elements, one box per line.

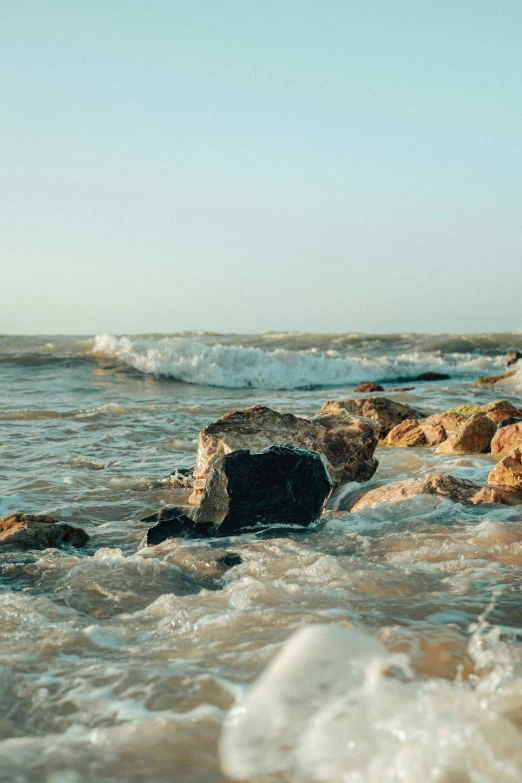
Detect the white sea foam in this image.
<box><xmin>93</xmin><ymin>334</ymin><xmax>502</xmax><ymax>390</ymax></box>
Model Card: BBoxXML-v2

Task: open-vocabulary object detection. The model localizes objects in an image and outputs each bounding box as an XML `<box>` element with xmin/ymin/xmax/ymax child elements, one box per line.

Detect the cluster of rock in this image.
<box><xmin>5</xmin><ymin>390</ymin><xmax>522</xmax><ymax>551</ymax></box>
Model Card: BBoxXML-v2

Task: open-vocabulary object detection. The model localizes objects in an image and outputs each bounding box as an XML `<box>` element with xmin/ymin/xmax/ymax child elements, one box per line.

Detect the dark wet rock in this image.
<box><xmin>352</xmin><ymin>382</ymin><xmax>384</xmax><ymax>393</ymax></box>
<box><xmin>139</xmin><ymin>506</ymin><xmax>193</xmax><ymax>524</ymax></box>
<box><xmin>221</xmin><ymin>552</ymin><xmax>242</xmax><ymax>567</ymax></box>
<box><xmin>193</xmin><ymin>445</ymin><xmax>332</xmax><ymax>535</ymax></box>
<box><xmin>435</xmin><ymin>414</ymin><xmax>497</xmax><ymax>454</ymax></box>
<box><xmin>145</xmin><ymin>515</ymin><xmax>217</xmax><ymax>545</ymax></box>
<box><xmin>491</xmin><ymin>421</ymin><xmax>522</xmax><ymax>455</ymax></box>
<box><xmin>190</xmin><ymin>404</ymin><xmax>378</xmax><ymax>502</ymax></box>
<box><xmin>414</xmin><ymin>372</ymin><xmax>450</xmax><ymax>381</ymax></box>
<box><xmin>488</xmin><ymin>447</ymin><xmax>522</xmax><ymax>491</ymax></box>
<box><xmin>0</xmin><ymin>513</ymin><xmax>90</xmax><ymax>548</ymax></box>
<box><xmin>351</xmin><ymin>473</ymin><xmax>522</xmax><ymax>512</ymax></box>
<box><xmin>166</xmin><ymin>467</ymin><xmax>195</xmax><ymax>488</ymax></box>
<box><xmin>505</xmin><ymin>351</ymin><xmax>522</xmax><ymax>367</ymax></box>
<box><xmin>318</xmin><ymin>397</ymin><xmax>426</xmax><ymax>438</ymax></box>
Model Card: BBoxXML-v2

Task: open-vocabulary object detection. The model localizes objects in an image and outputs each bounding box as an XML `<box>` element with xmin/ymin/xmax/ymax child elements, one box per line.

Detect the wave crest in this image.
<box><xmin>92</xmin><ymin>334</ymin><xmax>502</xmax><ymax>391</ymax></box>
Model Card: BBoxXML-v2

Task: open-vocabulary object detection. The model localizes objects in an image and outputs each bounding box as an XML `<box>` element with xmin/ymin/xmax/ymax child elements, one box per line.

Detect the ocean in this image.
<box><xmin>1</xmin><ymin>331</ymin><xmax>522</xmax><ymax>782</ymax></box>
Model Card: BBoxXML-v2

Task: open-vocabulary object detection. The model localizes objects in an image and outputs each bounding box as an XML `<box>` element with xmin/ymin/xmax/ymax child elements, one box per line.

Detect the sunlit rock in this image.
<box><xmin>488</xmin><ymin>447</ymin><xmax>522</xmax><ymax>491</ymax></box>
<box><xmin>351</xmin><ymin>473</ymin><xmax>522</xmax><ymax>512</ymax></box>
<box><xmin>491</xmin><ymin>421</ymin><xmax>522</xmax><ymax>454</ymax></box>
<box><xmin>318</xmin><ymin>396</ymin><xmax>425</xmax><ymax>438</ymax></box>
<box><xmin>193</xmin><ymin>444</ymin><xmax>332</xmax><ymax>534</ymax></box>
<box><xmin>435</xmin><ymin>414</ymin><xmax>497</xmax><ymax>454</ymax></box>
<box><xmin>190</xmin><ymin>404</ymin><xmax>379</xmax><ymax>503</ymax></box>
<box><xmin>386</xmin><ymin>412</ymin><xmax>465</xmax><ymax>448</ymax></box>
<box><xmin>0</xmin><ymin>513</ymin><xmax>90</xmax><ymax>548</ymax></box>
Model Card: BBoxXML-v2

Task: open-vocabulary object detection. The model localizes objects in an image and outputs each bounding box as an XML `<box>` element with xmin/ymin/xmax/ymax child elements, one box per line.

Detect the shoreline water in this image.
<box><xmin>1</xmin><ymin>332</ymin><xmax>522</xmax><ymax>781</ymax></box>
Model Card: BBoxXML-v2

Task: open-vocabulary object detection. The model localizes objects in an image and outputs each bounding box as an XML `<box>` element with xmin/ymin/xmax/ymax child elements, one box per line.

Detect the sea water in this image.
<box><xmin>1</xmin><ymin>331</ymin><xmax>522</xmax><ymax>782</ymax></box>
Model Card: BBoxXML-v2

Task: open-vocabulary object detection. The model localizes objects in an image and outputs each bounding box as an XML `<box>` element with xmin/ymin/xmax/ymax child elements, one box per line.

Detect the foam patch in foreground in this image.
<box><xmin>219</xmin><ymin>624</ymin><xmax>522</xmax><ymax>783</ymax></box>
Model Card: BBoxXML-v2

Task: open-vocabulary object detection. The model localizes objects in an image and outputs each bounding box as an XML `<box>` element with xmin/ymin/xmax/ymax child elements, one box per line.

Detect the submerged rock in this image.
<box><xmin>351</xmin><ymin>473</ymin><xmax>522</xmax><ymax>511</ymax></box>
<box><xmin>193</xmin><ymin>444</ymin><xmax>332</xmax><ymax>535</ymax></box>
<box><xmin>488</xmin><ymin>447</ymin><xmax>522</xmax><ymax>491</ymax></box>
<box><xmin>352</xmin><ymin>382</ymin><xmax>384</xmax><ymax>393</ymax></box>
<box><xmin>490</xmin><ymin>421</ymin><xmax>522</xmax><ymax>454</ymax></box>
<box><xmin>144</xmin><ymin>514</ymin><xmax>217</xmax><ymax>545</ymax></box>
<box><xmin>435</xmin><ymin>414</ymin><xmax>497</xmax><ymax>454</ymax></box>
<box><xmin>414</xmin><ymin>371</ymin><xmax>450</xmax><ymax>381</ymax></box>
<box><xmin>318</xmin><ymin>396</ymin><xmax>425</xmax><ymax>438</ymax></box>
<box><xmin>0</xmin><ymin>513</ymin><xmax>90</xmax><ymax>548</ymax></box>
<box><xmin>190</xmin><ymin>405</ymin><xmax>378</xmax><ymax>502</ymax></box>
<box><xmin>475</xmin><ymin>371</ymin><xmax>516</xmax><ymax>385</ymax></box>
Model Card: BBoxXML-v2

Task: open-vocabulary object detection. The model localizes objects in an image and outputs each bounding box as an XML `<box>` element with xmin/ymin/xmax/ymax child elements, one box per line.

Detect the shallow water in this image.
<box><xmin>1</xmin><ymin>332</ymin><xmax>522</xmax><ymax>782</ymax></box>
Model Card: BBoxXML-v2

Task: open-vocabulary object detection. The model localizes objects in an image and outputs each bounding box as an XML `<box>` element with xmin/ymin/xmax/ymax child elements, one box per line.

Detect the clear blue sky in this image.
<box><xmin>1</xmin><ymin>0</ymin><xmax>521</xmax><ymax>335</ymax></box>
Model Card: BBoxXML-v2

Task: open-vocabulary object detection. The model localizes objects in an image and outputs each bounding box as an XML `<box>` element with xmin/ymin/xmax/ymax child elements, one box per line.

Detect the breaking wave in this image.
<box><xmin>92</xmin><ymin>334</ymin><xmax>503</xmax><ymax>390</ymax></box>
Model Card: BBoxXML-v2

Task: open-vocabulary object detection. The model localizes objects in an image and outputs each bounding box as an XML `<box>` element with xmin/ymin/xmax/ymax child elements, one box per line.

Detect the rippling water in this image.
<box><xmin>1</xmin><ymin>332</ymin><xmax>522</xmax><ymax>782</ymax></box>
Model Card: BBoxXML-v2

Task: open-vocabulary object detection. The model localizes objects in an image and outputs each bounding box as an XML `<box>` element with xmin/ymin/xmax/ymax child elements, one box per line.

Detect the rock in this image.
<box><xmin>318</xmin><ymin>397</ymin><xmax>425</xmax><ymax>438</ymax></box>
<box><xmin>221</xmin><ymin>552</ymin><xmax>242</xmax><ymax>567</ymax></box>
<box><xmin>144</xmin><ymin>514</ymin><xmax>217</xmax><ymax>545</ymax></box>
<box><xmin>385</xmin><ymin>419</ymin><xmax>427</xmax><ymax>447</ymax></box>
<box><xmin>0</xmin><ymin>513</ymin><xmax>90</xmax><ymax>548</ymax></box>
<box><xmin>448</xmin><ymin>400</ymin><xmax>520</xmax><ymax>420</ymax></box>
<box><xmin>351</xmin><ymin>473</ymin><xmax>522</xmax><ymax>512</ymax></box>
<box><xmin>193</xmin><ymin>445</ymin><xmax>332</xmax><ymax>535</ymax></box>
<box><xmin>352</xmin><ymin>382</ymin><xmax>384</xmax><ymax>393</ymax></box>
<box><xmin>414</xmin><ymin>372</ymin><xmax>450</xmax><ymax>381</ymax></box>
<box><xmin>385</xmin><ymin>412</ymin><xmax>466</xmax><ymax>448</ymax></box>
<box><xmin>190</xmin><ymin>405</ymin><xmax>379</xmax><ymax>502</ymax></box>
<box><xmin>435</xmin><ymin>414</ymin><xmax>497</xmax><ymax>454</ymax></box>
<box><xmin>387</xmin><ymin>386</ymin><xmax>415</xmax><ymax>392</ymax></box>
<box><xmin>165</xmin><ymin>467</ymin><xmax>195</xmax><ymax>488</ymax></box>
<box><xmin>505</xmin><ymin>351</ymin><xmax>522</xmax><ymax>367</ymax></box>
<box><xmin>490</xmin><ymin>421</ymin><xmax>522</xmax><ymax>455</ymax></box>
<box><xmin>139</xmin><ymin>506</ymin><xmax>192</xmax><ymax>524</ymax></box>
<box><xmin>488</xmin><ymin>447</ymin><xmax>522</xmax><ymax>491</ymax></box>
<box><xmin>475</xmin><ymin>371</ymin><xmax>516</xmax><ymax>386</ymax></box>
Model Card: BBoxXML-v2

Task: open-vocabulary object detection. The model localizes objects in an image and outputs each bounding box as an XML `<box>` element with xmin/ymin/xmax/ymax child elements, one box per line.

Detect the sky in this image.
<box><xmin>1</xmin><ymin>0</ymin><xmax>521</xmax><ymax>335</ymax></box>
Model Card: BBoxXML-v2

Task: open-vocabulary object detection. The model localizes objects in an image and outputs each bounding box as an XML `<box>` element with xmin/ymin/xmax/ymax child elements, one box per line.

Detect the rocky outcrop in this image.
<box><xmin>351</xmin><ymin>473</ymin><xmax>522</xmax><ymax>512</ymax></box>
<box><xmin>352</xmin><ymin>382</ymin><xmax>384</xmax><ymax>393</ymax></box>
<box><xmin>435</xmin><ymin>414</ymin><xmax>497</xmax><ymax>454</ymax></box>
<box><xmin>193</xmin><ymin>445</ymin><xmax>332</xmax><ymax>534</ymax></box>
<box><xmin>488</xmin><ymin>447</ymin><xmax>522</xmax><ymax>491</ymax></box>
<box><xmin>318</xmin><ymin>397</ymin><xmax>425</xmax><ymax>438</ymax></box>
<box><xmin>490</xmin><ymin>421</ymin><xmax>522</xmax><ymax>454</ymax></box>
<box><xmin>386</xmin><ymin>412</ymin><xmax>465</xmax><ymax>448</ymax></box>
<box><xmin>0</xmin><ymin>513</ymin><xmax>90</xmax><ymax>548</ymax></box>
<box><xmin>190</xmin><ymin>405</ymin><xmax>379</xmax><ymax>503</ymax></box>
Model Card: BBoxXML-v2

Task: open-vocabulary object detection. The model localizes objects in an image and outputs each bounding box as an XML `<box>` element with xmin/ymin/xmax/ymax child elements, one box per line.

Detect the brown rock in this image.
<box><xmin>448</xmin><ymin>400</ymin><xmax>518</xmax><ymax>417</ymax></box>
<box><xmin>351</xmin><ymin>473</ymin><xmax>522</xmax><ymax>512</ymax></box>
<box><xmin>352</xmin><ymin>382</ymin><xmax>384</xmax><ymax>393</ymax></box>
<box><xmin>488</xmin><ymin>447</ymin><xmax>522</xmax><ymax>491</ymax></box>
<box><xmin>0</xmin><ymin>513</ymin><xmax>90</xmax><ymax>548</ymax></box>
<box><xmin>435</xmin><ymin>414</ymin><xmax>497</xmax><ymax>454</ymax></box>
<box><xmin>475</xmin><ymin>371</ymin><xmax>516</xmax><ymax>386</ymax></box>
<box><xmin>385</xmin><ymin>419</ymin><xmax>427</xmax><ymax>447</ymax></box>
<box><xmin>491</xmin><ymin>422</ymin><xmax>522</xmax><ymax>454</ymax></box>
<box><xmin>318</xmin><ymin>397</ymin><xmax>426</xmax><ymax>438</ymax></box>
<box><xmin>189</xmin><ymin>405</ymin><xmax>379</xmax><ymax>503</ymax></box>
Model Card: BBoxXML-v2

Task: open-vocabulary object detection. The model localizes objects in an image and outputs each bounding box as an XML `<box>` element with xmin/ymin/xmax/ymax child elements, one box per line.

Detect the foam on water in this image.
<box><xmin>92</xmin><ymin>334</ymin><xmax>502</xmax><ymax>390</ymax></box>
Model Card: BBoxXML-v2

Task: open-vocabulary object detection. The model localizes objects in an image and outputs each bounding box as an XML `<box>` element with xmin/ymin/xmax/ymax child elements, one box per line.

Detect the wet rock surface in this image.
<box><xmin>144</xmin><ymin>514</ymin><xmax>216</xmax><ymax>545</ymax></box>
<box><xmin>190</xmin><ymin>404</ymin><xmax>379</xmax><ymax>501</ymax></box>
<box><xmin>488</xmin><ymin>447</ymin><xmax>522</xmax><ymax>491</ymax></box>
<box><xmin>351</xmin><ymin>473</ymin><xmax>522</xmax><ymax>512</ymax></box>
<box><xmin>193</xmin><ymin>444</ymin><xmax>332</xmax><ymax>535</ymax></box>
<box><xmin>414</xmin><ymin>371</ymin><xmax>450</xmax><ymax>381</ymax></box>
<box><xmin>318</xmin><ymin>396</ymin><xmax>426</xmax><ymax>438</ymax></box>
<box><xmin>0</xmin><ymin>513</ymin><xmax>90</xmax><ymax>548</ymax></box>
<box><xmin>435</xmin><ymin>413</ymin><xmax>497</xmax><ymax>454</ymax></box>
<box><xmin>352</xmin><ymin>382</ymin><xmax>384</xmax><ymax>392</ymax></box>
<box><xmin>490</xmin><ymin>421</ymin><xmax>522</xmax><ymax>454</ymax></box>
<box><xmin>505</xmin><ymin>351</ymin><xmax>522</xmax><ymax>367</ymax></box>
